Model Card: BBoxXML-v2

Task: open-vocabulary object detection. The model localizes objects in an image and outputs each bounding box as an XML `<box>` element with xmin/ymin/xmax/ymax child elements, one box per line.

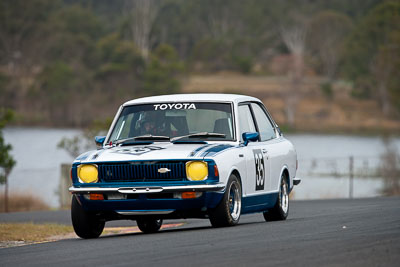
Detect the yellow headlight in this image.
<box><xmin>186</xmin><ymin>161</ymin><xmax>208</xmax><ymax>181</ymax></box>
<box><xmin>78</xmin><ymin>164</ymin><xmax>98</xmax><ymax>183</ymax></box>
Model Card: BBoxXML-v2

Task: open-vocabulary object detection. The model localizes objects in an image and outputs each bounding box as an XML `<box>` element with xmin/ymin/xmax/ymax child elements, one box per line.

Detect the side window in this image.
<box><xmin>238</xmin><ymin>105</ymin><xmax>256</xmax><ymax>141</ymax></box>
<box><xmin>251</xmin><ymin>103</ymin><xmax>276</xmax><ymax>141</ymax></box>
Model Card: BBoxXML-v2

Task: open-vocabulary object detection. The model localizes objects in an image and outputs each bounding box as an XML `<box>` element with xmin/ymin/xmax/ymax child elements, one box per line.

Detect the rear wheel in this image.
<box><xmin>71</xmin><ymin>195</ymin><xmax>105</xmax><ymax>239</ymax></box>
<box><xmin>263</xmin><ymin>174</ymin><xmax>289</xmax><ymax>221</ymax></box>
<box><xmin>136</xmin><ymin>218</ymin><xmax>163</xmax><ymax>233</ymax></box>
<box><xmin>209</xmin><ymin>174</ymin><xmax>242</xmax><ymax>227</ymax></box>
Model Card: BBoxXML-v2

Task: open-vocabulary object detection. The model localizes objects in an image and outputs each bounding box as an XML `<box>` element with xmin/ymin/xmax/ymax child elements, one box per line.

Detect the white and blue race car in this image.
<box><xmin>69</xmin><ymin>94</ymin><xmax>300</xmax><ymax>238</ymax></box>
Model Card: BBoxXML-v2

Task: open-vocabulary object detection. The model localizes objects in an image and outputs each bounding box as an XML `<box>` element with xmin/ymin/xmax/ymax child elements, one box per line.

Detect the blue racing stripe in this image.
<box><xmin>200</xmin><ymin>144</ymin><xmax>234</xmax><ymax>157</ymax></box>
<box><xmin>188</xmin><ymin>144</ymin><xmax>213</xmax><ymax>157</ymax></box>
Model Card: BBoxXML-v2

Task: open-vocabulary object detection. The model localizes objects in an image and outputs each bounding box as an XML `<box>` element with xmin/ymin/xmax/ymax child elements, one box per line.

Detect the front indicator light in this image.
<box><xmin>78</xmin><ymin>164</ymin><xmax>98</xmax><ymax>183</ymax></box>
<box><xmin>186</xmin><ymin>161</ymin><xmax>208</xmax><ymax>181</ymax></box>
<box><xmin>182</xmin><ymin>192</ymin><xmax>197</xmax><ymax>199</ymax></box>
<box><xmin>214</xmin><ymin>165</ymin><xmax>219</xmax><ymax>178</ymax></box>
<box><xmin>174</xmin><ymin>192</ymin><xmax>203</xmax><ymax>199</ymax></box>
<box><xmin>89</xmin><ymin>193</ymin><xmax>104</xmax><ymax>200</ymax></box>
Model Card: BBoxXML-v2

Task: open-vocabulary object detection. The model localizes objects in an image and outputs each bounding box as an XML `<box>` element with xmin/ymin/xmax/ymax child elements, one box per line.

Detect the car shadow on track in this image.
<box><xmin>84</xmin><ymin>218</ymin><xmax>299</xmax><ymax>240</ymax></box>
<box><xmin>64</xmin><ymin>215</ymin><xmax>306</xmax><ymax>241</ymax></box>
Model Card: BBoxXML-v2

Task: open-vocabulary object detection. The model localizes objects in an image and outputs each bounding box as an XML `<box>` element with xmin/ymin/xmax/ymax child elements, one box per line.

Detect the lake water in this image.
<box><xmin>287</xmin><ymin>134</ymin><xmax>400</xmax><ymax>199</ymax></box>
<box><xmin>2</xmin><ymin>128</ymin><xmax>400</xmax><ymax>207</ymax></box>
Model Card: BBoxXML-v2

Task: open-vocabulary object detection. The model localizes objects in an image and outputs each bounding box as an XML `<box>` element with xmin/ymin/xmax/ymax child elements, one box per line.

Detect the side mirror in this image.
<box><xmin>95</xmin><ymin>136</ymin><xmax>106</xmax><ymax>147</ymax></box>
<box><xmin>242</xmin><ymin>132</ymin><xmax>259</xmax><ymax>146</ymax></box>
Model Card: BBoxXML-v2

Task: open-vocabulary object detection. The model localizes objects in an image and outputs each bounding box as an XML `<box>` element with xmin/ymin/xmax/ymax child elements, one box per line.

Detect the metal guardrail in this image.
<box><xmin>298</xmin><ymin>156</ymin><xmax>383</xmax><ymax>199</ymax></box>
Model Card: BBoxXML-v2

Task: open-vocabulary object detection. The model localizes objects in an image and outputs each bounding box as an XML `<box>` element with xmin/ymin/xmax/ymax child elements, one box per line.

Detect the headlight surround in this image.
<box><xmin>186</xmin><ymin>161</ymin><xmax>208</xmax><ymax>181</ymax></box>
<box><xmin>77</xmin><ymin>164</ymin><xmax>98</xmax><ymax>183</ymax></box>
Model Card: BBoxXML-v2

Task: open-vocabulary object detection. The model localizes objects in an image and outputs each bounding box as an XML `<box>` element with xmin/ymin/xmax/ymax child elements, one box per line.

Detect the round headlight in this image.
<box><xmin>186</xmin><ymin>161</ymin><xmax>208</xmax><ymax>181</ymax></box>
<box><xmin>78</xmin><ymin>164</ymin><xmax>98</xmax><ymax>183</ymax></box>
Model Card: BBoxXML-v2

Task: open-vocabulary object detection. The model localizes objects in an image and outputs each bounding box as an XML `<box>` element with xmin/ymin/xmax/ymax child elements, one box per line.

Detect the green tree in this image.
<box><xmin>93</xmin><ymin>33</ymin><xmax>145</xmax><ymax>108</ymax></box>
<box><xmin>371</xmin><ymin>30</ymin><xmax>400</xmax><ymax>115</ymax></box>
<box><xmin>342</xmin><ymin>1</ymin><xmax>400</xmax><ymax>115</ymax></box>
<box><xmin>95</xmin><ymin>33</ymin><xmax>145</xmax><ymax>77</ymax></box>
<box><xmin>143</xmin><ymin>44</ymin><xmax>184</xmax><ymax>95</ymax></box>
<box><xmin>308</xmin><ymin>10</ymin><xmax>353</xmax><ymax>81</ymax></box>
<box><xmin>0</xmin><ymin>109</ymin><xmax>16</xmax><ymax>213</ymax></box>
<box><xmin>190</xmin><ymin>39</ymin><xmax>232</xmax><ymax>72</ymax></box>
<box><xmin>0</xmin><ymin>0</ymin><xmax>59</xmax><ymax>64</ymax></box>
<box><xmin>0</xmin><ymin>0</ymin><xmax>60</xmax><ymax>112</ymax></box>
<box><xmin>0</xmin><ymin>72</ymin><xmax>10</xmax><ymax>108</ymax></box>
<box><xmin>33</xmin><ymin>61</ymin><xmax>79</xmax><ymax>125</ymax></box>
<box><xmin>46</xmin><ymin>4</ymin><xmax>104</xmax><ymax>67</ymax></box>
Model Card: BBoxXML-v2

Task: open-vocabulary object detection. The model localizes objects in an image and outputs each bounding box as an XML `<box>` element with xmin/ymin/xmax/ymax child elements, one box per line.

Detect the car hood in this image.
<box><xmin>75</xmin><ymin>142</ymin><xmax>236</xmax><ymax>163</ymax></box>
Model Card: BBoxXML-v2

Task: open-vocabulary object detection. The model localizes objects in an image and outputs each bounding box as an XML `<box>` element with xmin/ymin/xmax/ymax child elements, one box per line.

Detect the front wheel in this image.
<box><xmin>71</xmin><ymin>195</ymin><xmax>105</xmax><ymax>239</ymax></box>
<box><xmin>263</xmin><ymin>175</ymin><xmax>289</xmax><ymax>221</ymax></box>
<box><xmin>209</xmin><ymin>174</ymin><xmax>242</xmax><ymax>227</ymax></box>
<box><xmin>136</xmin><ymin>218</ymin><xmax>163</xmax><ymax>233</ymax></box>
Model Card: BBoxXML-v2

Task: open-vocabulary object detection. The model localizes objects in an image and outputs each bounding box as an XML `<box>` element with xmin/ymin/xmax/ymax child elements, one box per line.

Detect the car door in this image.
<box><xmin>239</xmin><ymin>103</ymin><xmax>276</xmax><ymax>197</ymax></box>
<box><xmin>250</xmin><ymin>102</ymin><xmax>280</xmax><ymax>193</ymax></box>
<box><xmin>237</xmin><ymin>104</ymin><xmax>257</xmax><ymax>197</ymax></box>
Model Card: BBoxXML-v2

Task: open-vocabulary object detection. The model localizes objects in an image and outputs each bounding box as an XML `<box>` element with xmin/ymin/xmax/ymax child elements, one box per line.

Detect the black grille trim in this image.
<box><xmin>98</xmin><ymin>161</ymin><xmax>186</xmax><ymax>182</ymax></box>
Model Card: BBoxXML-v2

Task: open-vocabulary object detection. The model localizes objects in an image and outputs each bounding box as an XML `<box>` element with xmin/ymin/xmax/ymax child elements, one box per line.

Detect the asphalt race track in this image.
<box><xmin>1</xmin><ymin>197</ymin><xmax>399</xmax><ymax>266</ymax></box>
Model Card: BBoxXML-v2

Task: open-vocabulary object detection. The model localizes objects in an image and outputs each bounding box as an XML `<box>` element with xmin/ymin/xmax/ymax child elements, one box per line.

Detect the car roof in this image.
<box><xmin>123</xmin><ymin>93</ymin><xmax>261</xmax><ymax>106</ymax></box>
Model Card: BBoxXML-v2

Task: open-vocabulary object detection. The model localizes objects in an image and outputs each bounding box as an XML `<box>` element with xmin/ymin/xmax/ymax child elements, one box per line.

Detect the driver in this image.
<box><xmin>139</xmin><ymin>111</ymin><xmax>168</xmax><ymax>136</ymax></box>
<box><xmin>142</xmin><ymin>119</ymin><xmax>156</xmax><ymax>135</ymax></box>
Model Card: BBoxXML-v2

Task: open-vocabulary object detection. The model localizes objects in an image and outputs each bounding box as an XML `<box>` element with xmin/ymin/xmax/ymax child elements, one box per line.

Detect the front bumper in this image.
<box><xmin>70</xmin><ymin>183</ymin><xmax>226</xmax><ymax>218</ymax></box>
<box><xmin>69</xmin><ymin>183</ymin><xmax>225</xmax><ymax>194</ymax></box>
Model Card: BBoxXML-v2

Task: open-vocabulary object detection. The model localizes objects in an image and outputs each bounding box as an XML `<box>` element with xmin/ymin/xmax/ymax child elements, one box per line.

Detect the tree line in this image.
<box><xmin>0</xmin><ymin>0</ymin><xmax>399</xmax><ymax>127</ymax></box>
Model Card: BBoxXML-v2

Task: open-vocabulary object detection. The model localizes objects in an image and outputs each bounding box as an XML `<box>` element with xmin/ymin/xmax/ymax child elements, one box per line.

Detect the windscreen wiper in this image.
<box><xmin>134</xmin><ymin>134</ymin><xmax>170</xmax><ymax>141</ymax></box>
<box><xmin>171</xmin><ymin>132</ymin><xmax>226</xmax><ymax>142</ymax></box>
<box><xmin>114</xmin><ymin>135</ymin><xmax>170</xmax><ymax>145</ymax></box>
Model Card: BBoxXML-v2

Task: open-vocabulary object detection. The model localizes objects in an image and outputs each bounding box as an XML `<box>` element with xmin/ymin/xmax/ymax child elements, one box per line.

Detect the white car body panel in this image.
<box><xmin>72</xmin><ymin>93</ymin><xmax>298</xmax><ymax>215</ymax></box>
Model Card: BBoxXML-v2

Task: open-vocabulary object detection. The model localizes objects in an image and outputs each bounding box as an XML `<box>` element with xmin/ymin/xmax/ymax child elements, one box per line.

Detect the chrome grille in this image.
<box><xmin>98</xmin><ymin>161</ymin><xmax>186</xmax><ymax>182</ymax></box>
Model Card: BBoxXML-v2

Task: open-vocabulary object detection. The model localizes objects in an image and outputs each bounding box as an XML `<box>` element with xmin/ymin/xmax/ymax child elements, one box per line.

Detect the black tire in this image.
<box><xmin>71</xmin><ymin>195</ymin><xmax>105</xmax><ymax>239</ymax></box>
<box><xmin>136</xmin><ymin>217</ymin><xmax>163</xmax><ymax>233</ymax></box>
<box><xmin>209</xmin><ymin>174</ymin><xmax>242</xmax><ymax>227</ymax></box>
<box><xmin>263</xmin><ymin>174</ymin><xmax>289</xmax><ymax>221</ymax></box>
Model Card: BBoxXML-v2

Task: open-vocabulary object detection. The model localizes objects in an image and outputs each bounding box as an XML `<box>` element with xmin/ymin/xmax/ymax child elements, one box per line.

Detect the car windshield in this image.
<box><xmin>109</xmin><ymin>102</ymin><xmax>235</xmax><ymax>143</ymax></box>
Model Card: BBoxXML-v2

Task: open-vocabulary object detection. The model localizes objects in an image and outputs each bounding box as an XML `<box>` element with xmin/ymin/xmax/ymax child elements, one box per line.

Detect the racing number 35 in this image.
<box><xmin>253</xmin><ymin>149</ymin><xmax>265</xmax><ymax>191</ymax></box>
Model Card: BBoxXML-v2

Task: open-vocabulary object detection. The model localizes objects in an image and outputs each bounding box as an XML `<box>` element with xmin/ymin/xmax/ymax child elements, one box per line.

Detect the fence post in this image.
<box><xmin>349</xmin><ymin>156</ymin><xmax>354</xmax><ymax>199</ymax></box>
<box><xmin>59</xmin><ymin>164</ymin><xmax>72</xmax><ymax>208</ymax></box>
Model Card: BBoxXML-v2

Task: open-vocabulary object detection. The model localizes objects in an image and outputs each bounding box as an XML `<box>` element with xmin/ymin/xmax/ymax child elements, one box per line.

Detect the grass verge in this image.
<box><xmin>0</xmin><ymin>223</ymin><xmax>73</xmax><ymax>243</ymax></box>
